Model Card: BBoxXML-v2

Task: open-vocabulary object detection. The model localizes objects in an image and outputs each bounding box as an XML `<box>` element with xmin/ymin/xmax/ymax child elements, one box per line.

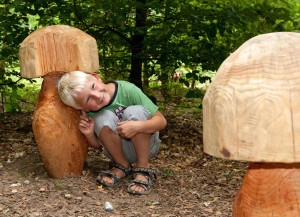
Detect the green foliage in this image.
<box><xmin>3</xmin><ymin>85</ymin><xmax>22</xmax><ymax>113</ymax></box>
<box><xmin>162</xmin><ymin>168</ymin><xmax>175</xmax><ymax>177</ymax></box>
<box><xmin>55</xmin><ymin>181</ymin><xmax>64</xmax><ymax>190</ymax></box>
<box><xmin>186</xmin><ymin>88</ymin><xmax>203</xmax><ymax>99</ymax></box>
<box><xmin>1</xmin><ymin>0</ymin><xmax>300</xmax><ymax>113</ymax></box>
<box><xmin>0</xmin><ymin>1</ymin><xmax>38</xmax><ymax>114</ymax></box>
<box><xmin>145</xmin><ymin>200</ymin><xmax>153</xmax><ymax>206</ymax></box>
<box><xmin>0</xmin><ymin>76</ymin><xmax>40</xmax><ymax>114</ymax></box>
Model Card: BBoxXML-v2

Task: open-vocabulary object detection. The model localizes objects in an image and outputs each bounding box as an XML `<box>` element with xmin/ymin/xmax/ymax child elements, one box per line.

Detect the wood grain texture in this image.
<box><xmin>32</xmin><ymin>72</ymin><xmax>88</xmax><ymax>178</ymax></box>
<box><xmin>19</xmin><ymin>25</ymin><xmax>99</xmax><ymax>78</ymax></box>
<box><xmin>18</xmin><ymin>25</ymin><xmax>97</xmax><ymax>178</ymax></box>
<box><xmin>203</xmin><ymin>32</ymin><xmax>300</xmax><ymax>162</ymax></box>
<box><xmin>233</xmin><ymin>163</ymin><xmax>300</xmax><ymax>217</ymax></box>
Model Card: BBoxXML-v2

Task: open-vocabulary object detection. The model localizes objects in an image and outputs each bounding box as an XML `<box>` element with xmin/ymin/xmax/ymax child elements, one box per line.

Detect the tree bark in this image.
<box><xmin>129</xmin><ymin>0</ymin><xmax>148</xmax><ymax>90</ymax></box>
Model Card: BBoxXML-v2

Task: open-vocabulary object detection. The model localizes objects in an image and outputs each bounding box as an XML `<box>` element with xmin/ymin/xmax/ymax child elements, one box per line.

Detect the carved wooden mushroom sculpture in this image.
<box><xmin>203</xmin><ymin>32</ymin><xmax>300</xmax><ymax>217</ymax></box>
<box><xmin>19</xmin><ymin>25</ymin><xmax>99</xmax><ymax>178</ymax></box>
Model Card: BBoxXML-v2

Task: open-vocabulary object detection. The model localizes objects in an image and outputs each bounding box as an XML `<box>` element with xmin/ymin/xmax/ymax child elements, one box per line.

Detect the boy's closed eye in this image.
<box><xmin>86</xmin><ymin>83</ymin><xmax>95</xmax><ymax>104</ymax></box>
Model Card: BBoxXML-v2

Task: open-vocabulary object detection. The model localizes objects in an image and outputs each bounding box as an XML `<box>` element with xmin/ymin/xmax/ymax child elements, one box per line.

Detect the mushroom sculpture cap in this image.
<box><xmin>203</xmin><ymin>32</ymin><xmax>300</xmax><ymax>163</ymax></box>
<box><xmin>19</xmin><ymin>25</ymin><xmax>99</xmax><ymax>78</ymax></box>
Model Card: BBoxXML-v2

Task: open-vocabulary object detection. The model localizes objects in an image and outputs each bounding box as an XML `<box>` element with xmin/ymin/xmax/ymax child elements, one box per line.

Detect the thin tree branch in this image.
<box><xmin>0</xmin><ymin>78</ymin><xmax>22</xmax><ymax>86</ymax></box>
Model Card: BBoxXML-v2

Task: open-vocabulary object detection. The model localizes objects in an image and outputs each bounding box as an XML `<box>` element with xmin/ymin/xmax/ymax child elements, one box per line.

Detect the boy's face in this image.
<box><xmin>75</xmin><ymin>74</ymin><xmax>111</xmax><ymax>112</ymax></box>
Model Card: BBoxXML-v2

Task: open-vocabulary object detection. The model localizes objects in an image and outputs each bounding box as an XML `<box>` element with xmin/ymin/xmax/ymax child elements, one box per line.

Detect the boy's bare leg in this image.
<box><xmin>99</xmin><ymin>127</ymin><xmax>130</xmax><ymax>184</ymax></box>
<box><xmin>129</xmin><ymin>133</ymin><xmax>151</xmax><ymax>192</ymax></box>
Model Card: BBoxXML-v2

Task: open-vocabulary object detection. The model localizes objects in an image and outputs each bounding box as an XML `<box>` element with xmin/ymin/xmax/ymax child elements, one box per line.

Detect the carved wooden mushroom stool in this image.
<box><xmin>19</xmin><ymin>25</ymin><xmax>99</xmax><ymax>178</ymax></box>
<box><xmin>203</xmin><ymin>32</ymin><xmax>300</xmax><ymax>216</ymax></box>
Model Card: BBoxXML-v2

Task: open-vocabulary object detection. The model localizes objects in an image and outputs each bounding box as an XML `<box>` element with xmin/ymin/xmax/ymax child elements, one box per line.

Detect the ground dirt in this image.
<box><xmin>0</xmin><ymin>107</ymin><xmax>247</xmax><ymax>217</ymax></box>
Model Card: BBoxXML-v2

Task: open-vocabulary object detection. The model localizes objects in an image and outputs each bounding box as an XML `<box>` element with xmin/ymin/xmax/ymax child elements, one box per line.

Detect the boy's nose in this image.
<box><xmin>91</xmin><ymin>90</ymin><xmax>101</xmax><ymax>98</ymax></box>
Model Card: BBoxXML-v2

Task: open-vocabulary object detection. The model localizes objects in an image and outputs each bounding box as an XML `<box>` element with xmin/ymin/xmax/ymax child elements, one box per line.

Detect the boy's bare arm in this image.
<box><xmin>84</xmin><ymin>133</ymin><xmax>102</xmax><ymax>149</ymax></box>
<box><xmin>117</xmin><ymin>111</ymin><xmax>167</xmax><ymax>138</ymax></box>
<box><xmin>79</xmin><ymin>111</ymin><xmax>102</xmax><ymax>149</ymax></box>
<box><xmin>142</xmin><ymin>111</ymin><xmax>167</xmax><ymax>133</ymax></box>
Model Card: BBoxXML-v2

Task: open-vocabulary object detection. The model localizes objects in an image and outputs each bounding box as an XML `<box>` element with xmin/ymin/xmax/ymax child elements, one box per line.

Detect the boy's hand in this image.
<box><xmin>79</xmin><ymin>111</ymin><xmax>95</xmax><ymax>137</ymax></box>
<box><xmin>117</xmin><ymin>120</ymin><xmax>140</xmax><ymax>138</ymax></box>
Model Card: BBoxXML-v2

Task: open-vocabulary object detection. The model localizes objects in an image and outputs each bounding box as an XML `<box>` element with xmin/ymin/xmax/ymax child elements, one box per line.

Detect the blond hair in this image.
<box><xmin>57</xmin><ymin>71</ymin><xmax>93</xmax><ymax>109</ymax></box>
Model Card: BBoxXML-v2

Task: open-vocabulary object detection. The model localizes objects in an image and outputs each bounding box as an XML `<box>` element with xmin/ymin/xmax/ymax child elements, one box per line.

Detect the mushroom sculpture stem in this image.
<box><xmin>233</xmin><ymin>163</ymin><xmax>300</xmax><ymax>216</ymax></box>
<box><xmin>33</xmin><ymin>71</ymin><xmax>87</xmax><ymax>178</ymax></box>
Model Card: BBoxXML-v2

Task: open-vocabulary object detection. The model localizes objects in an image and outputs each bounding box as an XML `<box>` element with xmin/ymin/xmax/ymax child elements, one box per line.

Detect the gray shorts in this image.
<box><xmin>93</xmin><ymin>105</ymin><xmax>161</xmax><ymax>164</ymax></box>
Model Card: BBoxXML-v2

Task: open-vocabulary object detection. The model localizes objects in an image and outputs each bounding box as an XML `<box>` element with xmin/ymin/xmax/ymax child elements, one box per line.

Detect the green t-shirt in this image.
<box><xmin>89</xmin><ymin>80</ymin><xmax>158</xmax><ymax>118</ymax></box>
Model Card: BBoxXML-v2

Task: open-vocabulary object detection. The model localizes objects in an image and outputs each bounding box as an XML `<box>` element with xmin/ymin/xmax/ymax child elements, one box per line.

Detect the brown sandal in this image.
<box><xmin>127</xmin><ymin>167</ymin><xmax>157</xmax><ymax>195</ymax></box>
<box><xmin>96</xmin><ymin>163</ymin><xmax>132</xmax><ymax>187</ymax></box>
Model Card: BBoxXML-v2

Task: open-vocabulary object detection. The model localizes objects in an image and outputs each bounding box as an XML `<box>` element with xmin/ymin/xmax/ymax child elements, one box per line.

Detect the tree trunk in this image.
<box><xmin>233</xmin><ymin>162</ymin><xmax>300</xmax><ymax>217</ymax></box>
<box><xmin>129</xmin><ymin>0</ymin><xmax>148</xmax><ymax>90</ymax></box>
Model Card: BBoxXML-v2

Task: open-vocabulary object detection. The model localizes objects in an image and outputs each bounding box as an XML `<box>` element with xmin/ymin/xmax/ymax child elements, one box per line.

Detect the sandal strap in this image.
<box><xmin>110</xmin><ymin>163</ymin><xmax>132</xmax><ymax>176</ymax></box>
<box><xmin>133</xmin><ymin>167</ymin><xmax>157</xmax><ymax>179</ymax></box>
<box><xmin>96</xmin><ymin>162</ymin><xmax>132</xmax><ymax>187</ymax></box>
<box><xmin>132</xmin><ymin>179</ymin><xmax>150</xmax><ymax>186</ymax></box>
<box><xmin>99</xmin><ymin>170</ymin><xmax>120</xmax><ymax>184</ymax></box>
<box><xmin>128</xmin><ymin>179</ymin><xmax>150</xmax><ymax>191</ymax></box>
<box><xmin>97</xmin><ymin>170</ymin><xmax>121</xmax><ymax>186</ymax></box>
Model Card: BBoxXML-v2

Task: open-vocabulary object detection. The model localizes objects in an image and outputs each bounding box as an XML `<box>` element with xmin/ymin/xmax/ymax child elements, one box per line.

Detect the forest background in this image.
<box><xmin>1</xmin><ymin>0</ymin><xmax>300</xmax><ymax>114</ymax></box>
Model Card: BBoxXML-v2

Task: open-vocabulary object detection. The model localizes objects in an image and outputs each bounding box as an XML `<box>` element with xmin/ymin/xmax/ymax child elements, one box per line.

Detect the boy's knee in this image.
<box><xmin>123</xmin><ymin>105</ymin><xmax>150</xmax><ymax>121</ymax></box>
<box><xmin>94</xmin><ymin>110</ymin><xmax>119</xmax><ymax>136</ymax></box>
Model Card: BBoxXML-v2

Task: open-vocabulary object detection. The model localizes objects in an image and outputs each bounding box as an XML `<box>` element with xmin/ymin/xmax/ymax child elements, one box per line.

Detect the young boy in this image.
<box><xmin>57</xmin><ymin>70</ymin><xmax>167</xmax><ymax>195</ymax></box>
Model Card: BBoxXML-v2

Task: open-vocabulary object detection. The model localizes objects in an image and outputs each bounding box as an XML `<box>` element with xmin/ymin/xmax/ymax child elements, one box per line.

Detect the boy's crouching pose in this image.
<box><xmin>57</xmin><ymin>71</ymin><xmax>167</xmax><ymax>195</ymax></box>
